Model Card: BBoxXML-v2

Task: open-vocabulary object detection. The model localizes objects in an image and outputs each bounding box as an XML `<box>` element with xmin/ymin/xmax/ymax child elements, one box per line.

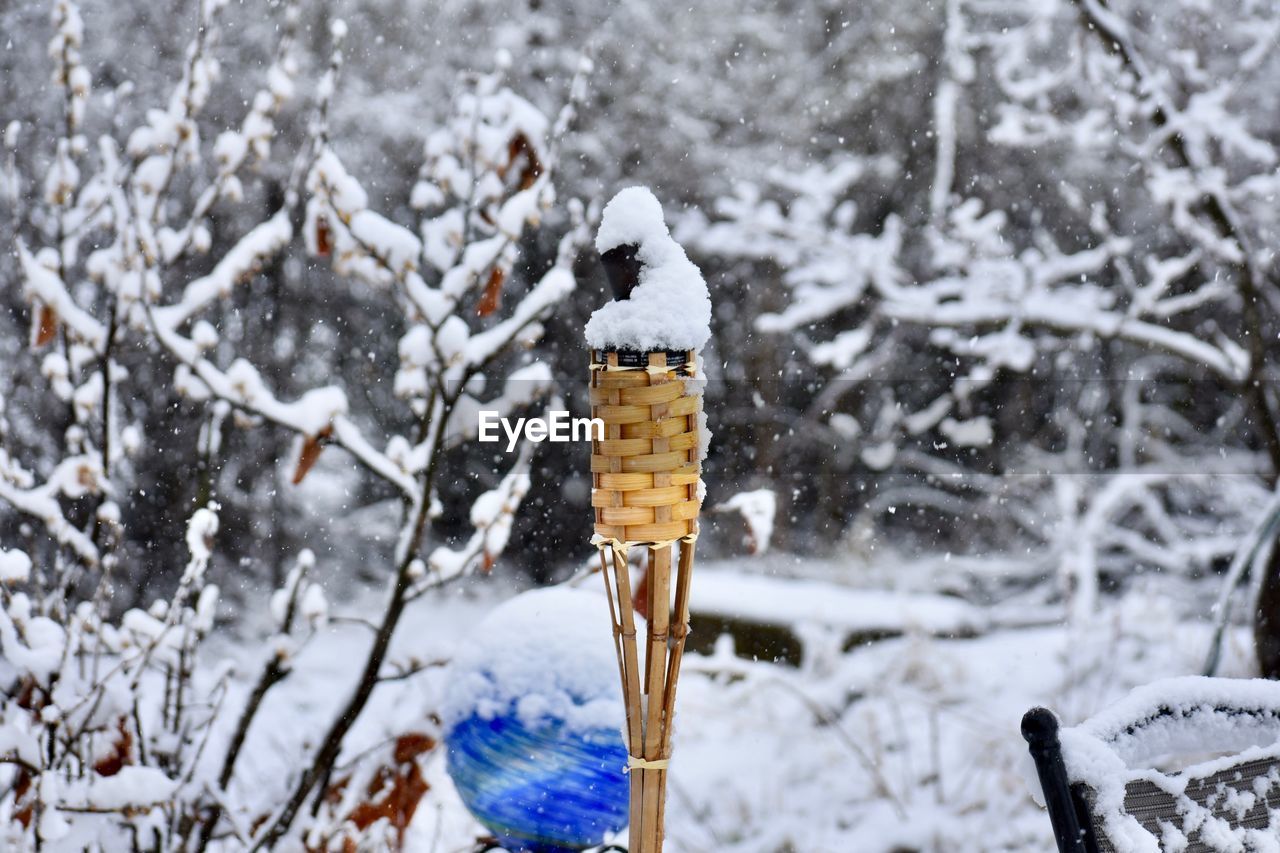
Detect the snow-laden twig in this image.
<box><xmin>412</xmin><ymin>442</ymin><xmax>534</xmax><ymax>599</ymax></box>
<box><xmin>0</xmin><ymin>452</ymin><xmax>100</xmax><ymax>564</ymax></box>
<box><xmin>148</xmin><ymin>307</ymin><xmax>421</xmax><ymax>502</ymax></box>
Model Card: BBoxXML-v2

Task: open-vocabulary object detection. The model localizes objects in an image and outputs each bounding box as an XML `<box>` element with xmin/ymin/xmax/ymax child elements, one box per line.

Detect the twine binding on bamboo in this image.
<box><xmin>624</xmin><ymin>755</ymin><xmax>670</xmax><ymax>773</ymax></box>
<box><xmin>590</xmin><ymin>532</ymin><xmax>699</xmax><ymax>559</ymax></box>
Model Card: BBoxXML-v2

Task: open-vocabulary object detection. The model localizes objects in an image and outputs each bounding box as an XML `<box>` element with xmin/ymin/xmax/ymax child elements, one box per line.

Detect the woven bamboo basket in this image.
<box><xmin>590</xmin><ymin>347</ymin><xmax>701</xmax><ymax>853</ymax></box>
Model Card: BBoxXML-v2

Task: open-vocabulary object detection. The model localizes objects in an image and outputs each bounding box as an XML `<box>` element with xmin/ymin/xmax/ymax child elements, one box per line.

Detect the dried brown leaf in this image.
<box><xmin>476</xmin><ymin>267</ymin><xmax>505</xmax><ymax>318</ymax></box>
<box><xmin>292</xmin><ymin>426</ymin><xmax>333</xmax><ymax>485</ymax></box>
<box><xmin>33</xmin><ymin>304</ymin><xmax>58</xmax><ymax>348</ymax></box>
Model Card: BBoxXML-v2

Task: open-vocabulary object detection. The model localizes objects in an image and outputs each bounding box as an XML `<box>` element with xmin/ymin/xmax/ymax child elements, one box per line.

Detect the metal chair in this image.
<box><xmin>1023</xmin><ymin>677</ymin><xmax>1280</xmax><ymax>852</ymax></box>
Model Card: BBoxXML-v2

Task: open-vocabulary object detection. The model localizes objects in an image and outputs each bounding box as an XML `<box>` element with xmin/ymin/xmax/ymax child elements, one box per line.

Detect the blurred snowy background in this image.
<box><xmin>1</xmin><ymin>0</ymin><xmax>1279</xmax><ymax>848</ymax></box>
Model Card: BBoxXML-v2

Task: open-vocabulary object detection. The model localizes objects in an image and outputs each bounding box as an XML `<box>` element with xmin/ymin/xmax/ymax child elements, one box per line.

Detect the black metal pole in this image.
<box><xmin>1021</xmin><ymin>707</ymin><xmax>1098</xmax><ymax>853</ymax></box>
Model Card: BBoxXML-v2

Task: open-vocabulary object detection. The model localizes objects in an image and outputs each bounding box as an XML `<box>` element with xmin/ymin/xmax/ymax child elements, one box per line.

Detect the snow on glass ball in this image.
<box><xmin>442</xmin><ymin>587</ymin><xmax>629</xmax><ymax>853</ymax></box>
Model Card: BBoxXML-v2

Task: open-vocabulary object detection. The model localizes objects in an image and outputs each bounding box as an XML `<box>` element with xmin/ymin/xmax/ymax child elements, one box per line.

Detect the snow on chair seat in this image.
<box><xmin>1022</xmin><ymin>676</ymin><xmax>1280</xmax><ymax>853</ymax></box>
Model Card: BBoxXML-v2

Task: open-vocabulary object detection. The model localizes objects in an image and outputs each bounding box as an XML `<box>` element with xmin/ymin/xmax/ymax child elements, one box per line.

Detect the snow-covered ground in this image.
<box><xmin>203</xmin><ymin>556</ymin><xmax>1255</xmax><ymax>852</ymax></box>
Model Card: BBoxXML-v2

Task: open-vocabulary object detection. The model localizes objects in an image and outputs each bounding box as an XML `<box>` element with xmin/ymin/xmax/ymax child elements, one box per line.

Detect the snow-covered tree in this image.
<box><xmin>688</xmin><ymin>0</ymin><xmax>1280</xmax><ymax>631</ymax></box>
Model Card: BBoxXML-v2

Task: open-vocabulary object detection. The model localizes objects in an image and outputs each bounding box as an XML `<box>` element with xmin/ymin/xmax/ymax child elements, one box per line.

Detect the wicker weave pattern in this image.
<box><xmin>1084</xmin><ymin>756</ymin><xmax>1280</xmax><ymax>852</ymax></box>
<box><xmin>591</xmin><ymin>349</ymin><xmax>702</xmax><ymax>543</ymax></box>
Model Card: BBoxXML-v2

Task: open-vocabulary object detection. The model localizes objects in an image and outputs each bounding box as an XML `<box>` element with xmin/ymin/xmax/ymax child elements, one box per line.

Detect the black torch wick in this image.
<box><xmin>601</xmin><ymin>243</ymin><xmax>642</xmax><ymax>301</ymax></box>
<box><xmin>595</xmin><ymin>241</ymin><xmax>688</xmax><ymax>373</ymax></box>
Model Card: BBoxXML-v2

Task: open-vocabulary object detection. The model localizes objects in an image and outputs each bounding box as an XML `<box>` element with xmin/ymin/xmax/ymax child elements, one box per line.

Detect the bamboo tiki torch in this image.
<box><xmin>587</xmin><ymin>188</ymin><xmax>708</xmax><ymax>853</ymax></box>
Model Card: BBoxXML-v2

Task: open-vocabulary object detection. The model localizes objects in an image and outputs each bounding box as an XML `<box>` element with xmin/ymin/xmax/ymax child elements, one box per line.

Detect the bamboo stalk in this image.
<box><xmin>655</xmin><ymin>759</ymin><xmax>670</xmax><ymax>853</ymax></box>
<box><xmin>611</xmin><ymin>550</ymin><xmax>645</xmax><ymax>749</ymax></box>
<box><xmin>641</xmin><ymin>544</ymin><xmax>672</xmax><ymax>851</ymax></box>
<box><xmin>649</xmin><ymin>538</ymin><xmax>693</xmax><ymax>849</ymax></box>
<box><xmin>661</xmin><ymin>537</ymin><xmax>696</xmax><ymax>739</ymax></box>
<box><xmin>599</xmin><ymin>549</ymin><xmax>631</xmax><ymax>742</ymax></box>
<box><xmin>610</xmin><ymin>547</ymin><xmax>646</xmax><ymax>850</ymax></box>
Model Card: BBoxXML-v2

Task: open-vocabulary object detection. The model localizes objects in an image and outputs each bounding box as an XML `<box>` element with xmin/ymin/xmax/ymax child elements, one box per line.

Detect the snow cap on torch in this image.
<box><xmin>585</xmin><ymin>187</ymin><xmax>711</xmax><ymax>353</ymax></box>
<box><xmin>588</xmin><ymin>187</ymin><xmax>706</xmax><ymax>545</ymax></box>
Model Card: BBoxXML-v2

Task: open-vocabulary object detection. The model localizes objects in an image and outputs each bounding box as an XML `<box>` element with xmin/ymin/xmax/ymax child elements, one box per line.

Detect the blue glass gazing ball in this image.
<box><xmin>443</xmin><ymin>587</ymin><xmax>629</xmax><ymax>852</ymax></box>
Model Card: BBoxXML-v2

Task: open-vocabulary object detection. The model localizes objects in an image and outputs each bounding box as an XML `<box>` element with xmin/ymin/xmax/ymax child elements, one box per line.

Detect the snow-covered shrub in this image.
<box><xmin>0</xmin><ymin>507</ymin><xmax>222</xmax><ymax>848</ymax></box>
<box><xmin>0</xmin><ymin>0</ymin><xmax>589</xmax><ymax>846</ymax></box>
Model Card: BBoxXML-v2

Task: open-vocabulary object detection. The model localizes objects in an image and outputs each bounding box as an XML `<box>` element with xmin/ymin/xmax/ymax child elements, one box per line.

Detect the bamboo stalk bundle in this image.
<box><xmin>591</xmin><ymin>347</ymin><xmax>701</xmax><ymax>853</ymax></box>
